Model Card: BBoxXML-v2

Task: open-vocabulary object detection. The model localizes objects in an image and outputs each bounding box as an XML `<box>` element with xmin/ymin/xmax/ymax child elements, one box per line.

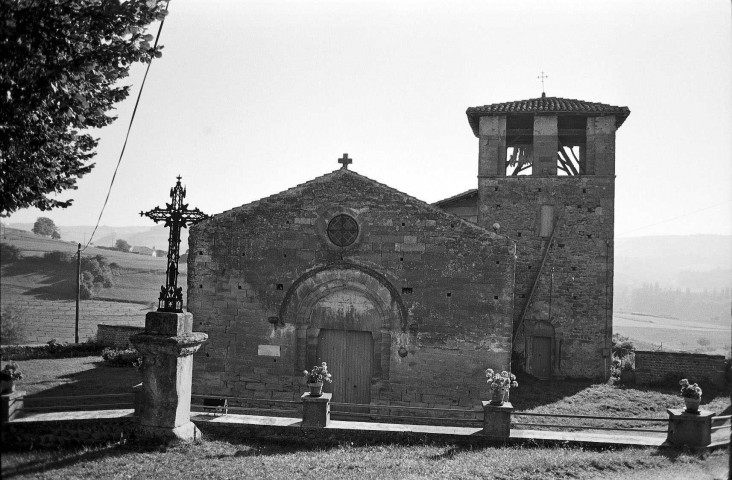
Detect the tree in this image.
<box><xmin>32</xmin><ymin>216</ymin><xmax>58</xmax><ymax>237</ymax></box>
<box><xmin>51</xmin><ymin>230</ymin><xmax>61</xmax><ymax>239</ymax></box>
<box><xmin>0</xmin><ymin>0</ymin><xmax>168</xmax><ymax>216</ymax></box>
<box><xmin>115</xmin><ymin>238</ymin><xmax>131</xmax><ymax>252</ymax></box>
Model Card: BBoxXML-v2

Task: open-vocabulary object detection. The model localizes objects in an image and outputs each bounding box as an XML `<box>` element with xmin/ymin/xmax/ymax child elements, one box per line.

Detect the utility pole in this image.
<box><xmin>75</xmin><ymin>243</ymin><xmax>81</xmax><ymax>344</ymax></box>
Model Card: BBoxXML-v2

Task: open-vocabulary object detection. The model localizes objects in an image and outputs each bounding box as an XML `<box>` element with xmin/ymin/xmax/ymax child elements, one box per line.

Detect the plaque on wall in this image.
<box><xmin>257</xmin><ymin>345</ymin><xmax>281</xmax><ymax>357</ymax></box>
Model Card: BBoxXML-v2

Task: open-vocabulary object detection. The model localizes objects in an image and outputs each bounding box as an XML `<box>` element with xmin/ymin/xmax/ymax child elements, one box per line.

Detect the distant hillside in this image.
<box><xmin>6</xmin><ymin>223</ymin><xmax>188</xmax><ymax>250</ymax></box>
<box><xmin>615</xmin><ymin>235</ymin><xmax>732</xmax><ymax>290</ymax></box>
<box><xmin>0</xmin><ymin>226</ymin><xmax>183</xmax><ymax>303</ymax></box>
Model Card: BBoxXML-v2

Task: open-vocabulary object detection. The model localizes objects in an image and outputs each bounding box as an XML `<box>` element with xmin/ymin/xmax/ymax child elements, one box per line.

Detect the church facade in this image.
<box><xmin>188</xmin><ymin>95</ymin><xmax>629</xmax><ymax>408</ymax></box>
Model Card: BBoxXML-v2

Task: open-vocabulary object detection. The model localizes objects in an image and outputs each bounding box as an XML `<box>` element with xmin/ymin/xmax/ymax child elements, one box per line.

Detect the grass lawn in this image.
<box><xmin>8</xmin><ymin>357</ymin><xmax>731</xmax><ymax>423</ymax></box>
<box><xmin>510</xmin><ymin>373</ymin><xmax>731</xmax><ymax>430</ymax></box>
<box><xmin>1</xmin><ymin>439</ymin><xmax>729</xmax><ymax>479</ymax></box>
<box><xmin>2</xmin><ymin>358</ymin><xmax>730</xmax><ymax>479</ymax></box>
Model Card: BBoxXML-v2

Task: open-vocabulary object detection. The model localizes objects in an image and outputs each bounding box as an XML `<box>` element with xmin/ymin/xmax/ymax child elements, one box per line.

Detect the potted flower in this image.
<box><xmin>679</xmin><ymin>378</ymin><xmax>702</xmax><ymax>414</ymax></box>
<box><xmin>304</xmin><ymin>362</ymin><xmax>332</xmax><ymax>397</ymax></box>
<box><xmin>485</xmin><ymin>369</ymin><xmax>517</xmax><ymax>405</ymax></box>
<box><xmin>1</xmin><ymin>361</ymin><xmax>24</xmax><ymax>394</ymax></box>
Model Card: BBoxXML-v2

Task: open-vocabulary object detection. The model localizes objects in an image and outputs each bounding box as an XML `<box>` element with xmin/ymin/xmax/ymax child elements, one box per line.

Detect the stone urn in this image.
<box><xmin>308</xmin><ymin>382</ymin><xmax>324</xmax><ymax>397</ymax></box>
<box><xmin>490</xmin><ymin>388</ymin><xmax>506</xmax><ymax>406</ymax></box>
<box><xmin>684</xmin><ymin>397</ymin><xmax>701</xmax><ymax>414</ymax></box>
<box><xmin>0</xmin><ymin>379</ymin><xmax>14</xmax><ymax>395</ymax></box>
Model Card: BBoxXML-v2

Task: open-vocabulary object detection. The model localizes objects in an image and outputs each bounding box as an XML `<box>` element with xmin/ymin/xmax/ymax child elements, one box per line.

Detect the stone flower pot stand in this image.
<box><xmin>131</xmin><ymin>311</ymin><xmax>207</xmax><ymax>444</ymax></box>
<box><xmin>666</xmin><ymin>408</ymin><xmax>714</xmax><ymax>448</ymax></box>
<box><xmin>301</xmin><ymin>392</ymin><xmax>331</xmax><ymax>427</ymax></box>
<box><xmin>1</xmin><ymin>390</ymin><xmax>25</xmax><ymax>422</ymax></box>
<box><xmin>482</xmin><ymin>401</ymin><xmax>513</xmax><ymax>439</ymax></box>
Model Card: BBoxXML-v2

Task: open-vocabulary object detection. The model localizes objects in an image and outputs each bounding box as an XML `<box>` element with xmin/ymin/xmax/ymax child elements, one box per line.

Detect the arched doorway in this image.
<box><xmin>280</xmin><ymin>263</ymin><xmax>406</xmax><ymax>405</ymax></box>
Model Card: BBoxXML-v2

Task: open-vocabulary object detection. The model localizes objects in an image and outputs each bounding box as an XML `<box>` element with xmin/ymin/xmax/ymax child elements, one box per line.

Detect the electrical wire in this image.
<box><xmin>616</xmin><ymin>200</ymin><xmax>732</xmax><ymax>238</ymax></box>
<box><xmin>83</xmin><ymin>0</ymin><xmax>170</xmax><ymax>252</ymax></box>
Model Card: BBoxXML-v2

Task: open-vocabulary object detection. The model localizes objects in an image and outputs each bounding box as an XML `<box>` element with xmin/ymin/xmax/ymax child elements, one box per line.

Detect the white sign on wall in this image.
<box><xmin>257</xmin><ymin>345</ymin><xmax>281</xmax><ymax>357</ymax></box>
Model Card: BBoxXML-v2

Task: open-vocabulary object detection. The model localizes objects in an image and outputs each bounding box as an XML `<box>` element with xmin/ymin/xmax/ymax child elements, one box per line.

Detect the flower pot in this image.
<box><xmin>684</xmin><ymin>397</ymin><xmax>701</xmax><ymax>414</ymax></box>
<box><xmin>490</xmin><ymin>388</ymin><xmax>506</xmax><ymax>405</ymax></box>
<box><xmin>0</xmin><ymin>379</ymin><xmax>15</xmax><ymax>395</ymax></box>
<box><xmin>308</xmin><ymin>382</ymin><xmax>324</xmax><ymax>397</ymax></box>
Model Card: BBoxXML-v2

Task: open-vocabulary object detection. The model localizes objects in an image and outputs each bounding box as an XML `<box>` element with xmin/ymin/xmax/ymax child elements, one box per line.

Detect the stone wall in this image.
<box><xmin>188</xmin><ymin>169</ymin><xmax>516</xmax><ymax>410</ymax></box>
<box><xmin>0</xmin><ymin>296</ymin><xmax>147</xmax><ymax>344</ymax></box>
<box><xmin>477</xmin><ymin>175</ymin><xmax>614</xmax><ymax>379</ymax></box>
<box><xmin>635</xmin><ymin>351</ymin><xmax>726</xmax><ymax>388</ymax></box>
<box><xmin>97</xmin><ymin>325</ymin><xmax>145</xmax><ymax>348</ymax></box>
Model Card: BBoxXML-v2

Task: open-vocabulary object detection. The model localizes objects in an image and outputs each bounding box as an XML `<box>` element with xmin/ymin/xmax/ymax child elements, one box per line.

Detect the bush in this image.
<box><xmin>612</xmin><ymin>333</ymin><xmax>635</xmax><ymax>359</ymax></box>
<box><xmin>80</xmin><ymin>271</ymin><xmax>95</xmax><ymax>299</ymax></box>
<box><xmin>115</xmin><ymin>239</ymin><xmax>131</xmax><ymax>252</ymax></box>
<box><xmin>43</xmin><ymin>250</ymin><xmax>73</xmax><ymax>264</ymax></box>
<box><xmin>0</xmin><ymin>243</ymin><xmax>21</xmax><ymax>263</ymax></box>
<box><xmin>0</xmin><ymin>340</ymin><xmax>105</xmax><ymax>361</ymax></box>
<box><xmin>0</xmin><ymin>303</ymin><xmax>25</xmax><ymax>344</ymax></box>
<box><xmin>101</xmin><ymin>347</ymin><xmax>141</xmax><ymax>368</ymax></box>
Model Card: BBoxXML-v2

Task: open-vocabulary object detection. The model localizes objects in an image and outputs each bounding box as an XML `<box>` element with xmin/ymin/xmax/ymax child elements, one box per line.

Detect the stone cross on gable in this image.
<box><xmin>338</xmin><ymin>153</ymin><xmax>352</xmax><ymax>169</ymax></box>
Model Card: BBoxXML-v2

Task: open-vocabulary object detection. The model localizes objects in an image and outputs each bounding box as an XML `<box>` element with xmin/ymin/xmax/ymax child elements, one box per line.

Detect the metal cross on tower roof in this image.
<box><xmin>338</xmin><ymin>153</ymin><xmax>352</xmax><ymax>169</ymax></box>
<box><xmin>537</xmin><ymin>71</ymin><xmax>549</xmax><ymax>96</ymax></box>
<box><xmin>140</xmin><ymin>176</ymin><xmax>207</xmax><ymax>312</ymax></box>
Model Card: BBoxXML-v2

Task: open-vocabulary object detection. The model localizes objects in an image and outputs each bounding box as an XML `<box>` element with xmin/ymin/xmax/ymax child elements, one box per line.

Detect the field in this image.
<box><xmin>1</xmin><ymin>227</ymin><xmax>183</xmax><ymax>302</ymax></box>
<box><xmin>1</xmin><ymin>228</ymin><xmax>185</xmax><ymax>344</ymax></box>
<box><xmin>1</xmin><ymin>357</ymin><xmax>730</xmax><ymax>479</ymax></box>
<box><xmin>614</xmin><ymin>312</ymin><xmax>731</xmax><ymax>356</ymax></box>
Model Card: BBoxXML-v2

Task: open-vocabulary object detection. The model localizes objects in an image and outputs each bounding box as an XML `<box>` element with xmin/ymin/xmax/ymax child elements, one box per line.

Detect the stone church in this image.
<box><xmin>188</xmin><ymin>94</ymin><xmax>630</xmax><ymax>409</ymax></box>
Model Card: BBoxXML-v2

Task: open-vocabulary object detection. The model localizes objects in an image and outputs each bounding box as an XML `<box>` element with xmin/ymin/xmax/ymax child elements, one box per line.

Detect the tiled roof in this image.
<box><xmin>466</xmin><ymin>96</ymin><xmax>630</xmax><ymax>135</ymax></box>
<box><xmin>432</xmin><ymin>189</ymin><xmax>478</xmax><ymax>206</ymax></box>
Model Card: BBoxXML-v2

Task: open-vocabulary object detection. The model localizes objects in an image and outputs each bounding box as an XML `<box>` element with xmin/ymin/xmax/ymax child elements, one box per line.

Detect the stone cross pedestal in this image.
<box><xmin>482</xmin><ymin>401</ymin><xmax>513</xmax><ymax>439</ymax></box>
<box><xmin>666</xmin><ymin>408</ymin><xmax>714</xmax><ymax>448</ymax></box>
<box><xmin>301</xmin><ymin>392</ymin><xmax>331</xmax><ymax>427</ymax></box>
<box><xmin>131</xmin><ymin>311</ymin><xmax>207</xmax><ymax>444</ymax></box>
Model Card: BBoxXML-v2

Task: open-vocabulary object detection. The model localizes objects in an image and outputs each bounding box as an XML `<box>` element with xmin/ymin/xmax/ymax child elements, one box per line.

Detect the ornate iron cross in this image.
<box><xmin>141</xmin><ymin>176</ymin><xmax>207</xmax><ymax>312</ymax></box>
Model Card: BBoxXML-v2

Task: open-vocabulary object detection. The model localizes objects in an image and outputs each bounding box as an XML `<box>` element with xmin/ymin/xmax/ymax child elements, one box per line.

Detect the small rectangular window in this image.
<box><xmin>540</xmin><ymin>205</ymin><xmax>555</xmax><ymax>237</ymax></box>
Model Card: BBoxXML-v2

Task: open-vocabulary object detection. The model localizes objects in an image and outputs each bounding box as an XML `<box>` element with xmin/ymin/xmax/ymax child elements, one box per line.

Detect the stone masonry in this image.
<box><xmin>188</xmin><ymin>168</ymin><xmax>516</xmax><ymax>410</ymax></box>
<box><xmin>635</xmin><ymin>351</ymin><xmax>726</xmax><ymax>388</ymax></box>
<box><xmin>436</xmin><ymin>96</ymin><xmax>630</xmax><ymax>379</ymax></box>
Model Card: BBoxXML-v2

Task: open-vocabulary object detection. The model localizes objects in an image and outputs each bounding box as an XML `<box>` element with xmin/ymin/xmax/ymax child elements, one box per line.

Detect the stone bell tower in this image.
<box><xmin>466</xmin><ymin>94</ymin><xmax>630</xmax><ymax>379</ymax></box>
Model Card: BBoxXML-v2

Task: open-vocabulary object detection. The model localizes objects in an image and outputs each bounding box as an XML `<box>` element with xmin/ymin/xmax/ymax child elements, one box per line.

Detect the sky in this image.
<box><xmin>5</xmin><ymin>0</ymin><xmax>732</xmax><ymax>240</ymax></box>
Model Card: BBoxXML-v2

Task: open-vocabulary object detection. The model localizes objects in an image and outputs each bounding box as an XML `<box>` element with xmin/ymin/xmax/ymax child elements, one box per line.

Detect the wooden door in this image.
<box><xmin>317</xmin><ymin>329</ymin><xmax>373</xmax><ymax>405</ymax></box>
<box><xmin>531</xmin><ymin>336</ymin><xmax>552</xmax><ymax>379</ymax></box>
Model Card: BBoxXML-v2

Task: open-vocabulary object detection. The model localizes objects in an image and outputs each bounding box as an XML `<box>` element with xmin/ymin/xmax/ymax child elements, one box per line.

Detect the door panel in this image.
<box><xmin>532</xmin><ymin>336</ymin><xmax>552</xmax><ymax>379</ymax></box>
<box><xmin>317</xmin><ymin>329</ymin><xmax>373</xmax><ymax>405</ymax></box>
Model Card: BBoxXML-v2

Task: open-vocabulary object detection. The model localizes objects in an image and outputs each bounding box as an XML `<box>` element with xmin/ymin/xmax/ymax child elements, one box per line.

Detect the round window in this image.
<box><xmin>327</xmin><ymin>214</ymin><xmax>359</xmax><ymax>247</ymax></box>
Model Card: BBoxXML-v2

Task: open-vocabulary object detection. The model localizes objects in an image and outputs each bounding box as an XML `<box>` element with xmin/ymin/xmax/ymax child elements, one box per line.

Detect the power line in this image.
<box><xmin>83</xmin><ymin>1</ymin><xmax>170</xmax><ymax>252</ymax></box>
<box><xmin>616</xmin><ymin>200</ymin><xmax>732</xmax><ymax>237</ymax></box>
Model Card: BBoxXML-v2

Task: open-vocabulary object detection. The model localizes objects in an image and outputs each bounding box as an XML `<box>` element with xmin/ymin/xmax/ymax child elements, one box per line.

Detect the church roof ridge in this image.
<box><xmin>466</xmin><ymin>96</ymin><xmax>630</xmax><ymax>136</ymax></box>
<box><xmin>433</xmin><ymin>188</ymin><xmax>478</xmax><ymax>206</ymax></box>
<box><xmin>209</xmin><ymin>168</ymin><xmax>507</xmax><ymax>241</ymax></box>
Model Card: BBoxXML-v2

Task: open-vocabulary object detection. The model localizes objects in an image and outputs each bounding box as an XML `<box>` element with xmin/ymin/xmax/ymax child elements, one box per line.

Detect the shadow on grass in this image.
<box><xmin>2</xmin><ymin>442</ymin><xmax>185</xmax><ymax>479</ymax></box>
<box><xmin>202</xmin><ymin>439</ymin><xmax>334</xmax><ymax>459</ymax></box>
<box><xmin>3</xmin><ymin>256</ymin><xmax>77</xmax><ymax>300</ymax></box>
<box><xmin>509</xmin><ymin>372</ymin><xmax>594</xmax><ymax>410</ymax></box>
<box><xmin>21</xmin><ymin>360</ymin><xmax>141</xmax><ymax>410</ymax></box>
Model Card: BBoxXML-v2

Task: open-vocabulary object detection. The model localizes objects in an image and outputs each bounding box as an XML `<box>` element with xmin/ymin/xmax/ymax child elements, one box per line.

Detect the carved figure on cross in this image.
<box><xmin>140</xmin><ymin>176</ymin><xmax>207</xmax><ymax>312</ymax></box>
<box><xmin>338</xmin><ymin>153</ymin><xmax>352</xmax><ymax>170</ymax></box>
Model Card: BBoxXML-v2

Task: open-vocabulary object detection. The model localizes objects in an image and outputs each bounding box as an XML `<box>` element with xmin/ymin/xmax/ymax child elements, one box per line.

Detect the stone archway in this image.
<box><xmin>280</xmin><ymin>263</ymin><xmax>406</xmax><ymax>394</ymax></box>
